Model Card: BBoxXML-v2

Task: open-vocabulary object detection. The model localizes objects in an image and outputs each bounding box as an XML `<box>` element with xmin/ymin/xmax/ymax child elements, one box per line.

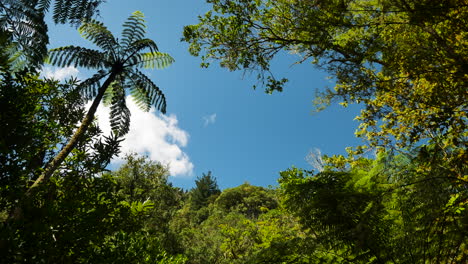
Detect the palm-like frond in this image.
<box><xmin>0</xmin><ymin>0</ymin><xmax>104</xmax><ymax>70</ymax></box>
<box><xmin>134</xmin><ymin>51</ymin><xmax>175</xmax><ymax>69</ymax></box>
<box><xmin>127</xmin><ymin>69</ymin><xmax>167</xmax><ymax>113</ymax></box>
<box><xmin>77</xmin><ymin>69</ymin><xmax>107</xmax><ymax>100</ymax></box>
<box><xmin>120</xmin><ymin>11</ymin><xmax>146</xmax><ymax>50</ymax></box>
<box><xmin>36</xmin><ymin>0</ymin><xmax>51</xmax><ymax>12</ymax></box>
<box><xmin>2</xmin><ymin>38</ymin><xmax>27</xmax><ymax>71</ymax></box>
<box><xmin>79</xmin><ymin>20</ymin><xmax>117</xmax><ymax>58</ymax></box>
<box><xmin>0</xmin><ymin>0</ymin><xmax>42</xmax><ymax>22</ymax></box>
<box><xmin>109</xmin><ymin>76</ymin><xmax>131</xmax><ymax>137</ymax></box>
<box><xmin>123</xmin><ymin>38</ymin><xmax>159</xmax><ymax>59</ymax></box>
<box><xmin>52</xmin><ymin>0</ymin><xmax>104</xmax><ymax>25</ymax></box>
<box><xmin>0</xmin><ymin>0</ymin><xmax>48</xmax><ymax>69</ymax></box>
<box><xmin>102</xmin><ymin>81</ymin><xmax>115</xmax><ymax>106</ymax></box>
<box><xmin>47</xmin><ymin>46</ymin><xmax>106</xmax><ymax>68</ymax></box>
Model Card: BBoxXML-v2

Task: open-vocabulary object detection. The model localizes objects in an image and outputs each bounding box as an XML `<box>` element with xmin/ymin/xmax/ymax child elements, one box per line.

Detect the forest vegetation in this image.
<box><xmin>0</xmin><ymin>0</ymin><xmax>467</xmax><ymax>263</ymax></box>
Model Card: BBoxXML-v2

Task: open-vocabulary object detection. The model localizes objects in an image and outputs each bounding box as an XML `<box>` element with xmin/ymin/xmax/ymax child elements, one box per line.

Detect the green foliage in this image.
<box><xmin>171</xmin><ymin>182</ymin><xmax>312</xmax><ymax>264</ymax></box>
<box><xmin>1</xmin><ymin>1</ymin><xmax>466</xmax><ymax>262</ymax></box>
<box><xmin>83</xmin><ymin>231</ymin><xmax>187</xmax><ymax>264</ymax></box>
<box><xmin>184</xmin><ymin>4</ymin><xmax>468</xmax><ymax>260</ymax></box>
<box><xmin>1</xmin><ymin>171</ymin><xmax>183</xmax><ymax>263</ymax></box>
<box><xmin>0</xmin><ymin>71</ymin><xmax>119</xmax><ymax>208</ymax></box>
<box><xmin>47</xmin><ymin>46</ymin><xmax>106</xmax><ymax>68</ymax></box>
<box><xmin>0</xmin><ymin>2</ymin><xmax>185</xmax><ymax>263</ymax></box>
<box><xmin>110</xmin><ymin>153</ymin><xmax>185</xmax><ymax>254</ymax></box>
<box><xmin>184</xmin><ymin>0</ymin><xmax>468</xmax><ymax>154</ymax></box>
<box><xmin>214</xmin><ymin>182</ymin><xmax>278</xmax><ymax>218</ymax></box>
<box><xmin>0</xmin><ymin>91</ymin><xmax>182</xmax><ymax>261</ymax></box>
<box><xmin>190</xmin><ymin>171</ymin><xmax>221</xmax><ymax>210</ymax></box>
<box><xmin>279</xmin><ymin>152</ymin><xmax>468</xmax><ymax>263</ymax></box>
<box><xmin>0</xmin><ymin>0</ymin><xmax>105</xmax><ymax>70</ymax></box>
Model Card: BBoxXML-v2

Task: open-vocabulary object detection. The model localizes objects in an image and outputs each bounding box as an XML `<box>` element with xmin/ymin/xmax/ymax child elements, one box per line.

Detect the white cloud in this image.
<box><xmin>92</xmin><ymin>97</ymin><xmax>194</xmax><ymax>177</ymax></box>
<box><xmin>42</xmin><ymin>67</ymin><xmax>193</xmax><ymax>176</ymax></box>
<box><xmin>41</xmin><ymin>66</ymin><xmax>79</xmax><ymax>81</ymax></box>
<box><xmin>203</xmin><ymin>113</ymin><xmax>217</xmax><ymax>127</ymax></box>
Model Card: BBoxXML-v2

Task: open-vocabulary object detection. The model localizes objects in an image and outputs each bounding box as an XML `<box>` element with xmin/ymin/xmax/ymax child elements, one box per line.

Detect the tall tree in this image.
<box><xmin>30</xmin><ymin>11</ymin><xmax>174</xmax><ymax>191</ymax></box>
<box><xmin>190</xmin><ymin>171</ymin><xmax>221</xmax><ymax>210</ymax></box>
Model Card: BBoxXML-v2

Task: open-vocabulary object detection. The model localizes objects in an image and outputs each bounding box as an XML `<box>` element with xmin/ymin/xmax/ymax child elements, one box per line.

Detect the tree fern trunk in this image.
<box><xmin>27</xmin><ymin>71</ymin><xmax>118</xmax><ymax>193</ymax></box>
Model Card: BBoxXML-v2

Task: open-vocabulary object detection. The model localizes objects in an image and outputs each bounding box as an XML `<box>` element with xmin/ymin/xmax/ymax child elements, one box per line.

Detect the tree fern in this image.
<box><xmin>29</xmin><ymin>11</ymin><xmax>174</xmax><ymax>193</ymax></box>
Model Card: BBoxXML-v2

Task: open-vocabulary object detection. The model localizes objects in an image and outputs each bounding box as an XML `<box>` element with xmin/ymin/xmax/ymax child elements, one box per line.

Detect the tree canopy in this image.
<box><xmin>183</xmin><ymin>0</ymin><xmax>468</xmax><ymax>156</ymax></box>
<box><xmin>1</xmin><ymin>1</ymin><xmax>467</xmax><ymax>263</ymax></box>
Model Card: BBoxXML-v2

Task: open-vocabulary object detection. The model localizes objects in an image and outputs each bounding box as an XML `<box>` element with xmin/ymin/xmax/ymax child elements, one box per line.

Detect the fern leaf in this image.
<box><xmin>76</xmin><ymin>69</ymin><xmax>107</xmax><ymax>100</ymax></box>
<box><xmin>79</xmin><ymin>20</ymin><xmax>118</xmax><ymax>58</ymax></box>
<box><xmin>122</xmin><ymin>38</ymin><xmax>159</xmax><ymax>59</ymax></box>
<box><xmin>109</xmin><ymin>84</ymin><xmax>131</xmax><ymax>137</ymax></box>
<box><xmin>125</xmin><ymin>72</ymin><xmax>151</xmax><ymax>112</ymax></box>
<box><xmin>103</xmin><ymin>82</ymin><xmax>115</xmax><ymax>106</ymax></box>
<box><xmin>104</xmin><ymin>73</ymin><xmax>127</xmax><ymax>106</ymax></box>
<box><xmin>52</xmin><ymin>0</ymin><xmax>104</xmax><ymax>25</ymax></box>
<box><xmin>135</xmin><ymin>52</ymin><xmax>175</xmax><ymax>69</ymax></box>
<box><xmin>120</xmin><ymin>11</ymin><xmax>147</xmax><ymax>49</ymax></box>
<box><xmin>37</xmin><ymin>0</ymin><xmax>52</xmax><ymax>12</ymax></box>
<box><xmin>47</xmin><ymin>46</ymin><xmax>106</xmax><ymax>68</ymax></box>
<box><xmin>0</xmin><ymin>0</ymin><xmax>48</xmax><ymax>69</ymax></box>
<box><xmin>126</xmin><ymin>69</ymin><xmax>166</xmax><ymax>113</ymax></box>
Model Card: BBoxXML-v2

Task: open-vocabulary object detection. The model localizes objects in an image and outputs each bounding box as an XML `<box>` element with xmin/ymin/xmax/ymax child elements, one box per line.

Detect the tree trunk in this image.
<box><xmin>27</xmin><ymin>71</ymin><xmax>118</xmax><ymax>193</ymax></box>
<box><xmin>6</xmin><ymin>70</ymin><xmax>120</xmax><ymax>225</ymax></box>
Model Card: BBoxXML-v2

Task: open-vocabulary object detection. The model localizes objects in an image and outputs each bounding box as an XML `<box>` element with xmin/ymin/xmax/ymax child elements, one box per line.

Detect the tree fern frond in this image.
<box><xmin>122</xmin><ymin>38</ymin><xmax>158</xmax><ymax>59</ymax></box>
<box><xmin>7</xmin><ymin>48</ymin><xmax>27</xmax><ymax>71</ymax></box>
<box><xmin>47</xmin><ymin>46</ymin><xmax>106</xmax><ymax>68</ymax></box>
<box><xmin>76</xmin><ymin>69</ymin><xmax>107</xmax><ymax>100</ymax></box>
<box><xmin>0</xmin><ymin>1</ymin><xmax>48</xmax><ymax>69</ymax></box>
<box><xmin>129</xmin><ymin>89</ymin><xmax>151</xmax><ymax>112</ymax></box>
<box><xmin>36</xmin><ymin>0</ymin><xmax>52</xmax><ymax>12</ymax></box>
<box><xmin>79</xmin><ymin>19</ymin><xmax>118</xmax><ymax>58</ymax></box>
<box><xmin>127</xmin><ymin>69</ymin><xmax>167</xmax><ymax>113</ymax></box>
<box><xmin>102</xmin><ymin>81</ymin><xmax>115</xmax><ymax>106</ymax></box>
<box><xmin>120</xmin><ymin>11</ymin><xmax>146</xmax><ymax>49</ymax></box>
<box><xmin>1</xmin><ymin>0</ymin><xmax>41</xmax><ymax>21</ymax></box>
<box><xmin>52</xmin><ymin>0</ymin><xmax>73</xmax><ymax>24</ymax></box>
<box><xmin>133</xmin><ymin>52</ymin><xmax>175</xmax><ymax>69</ymax></box>
<box><xmin>103</xmin><ymin>73</ymin><xmax>127</xmax><ymax>106</ymax></box>
<box><xmin>109</xmin><ymin>84</ymin><xmax>131</xmax><ymax>137</ymax></box>
<box><xmin>126</xmin><ymin>74</ymin><xmax>151</xmax><ymax>112</ymax></box>
<box><xmin>1</xmin><ymin>32</ymin><xmax>28</xmax><ymax>71</ymax></box>
<box><xmin>52</xmin><ymin>0</ymin><xmax>104</xmax><ymax>26</ymax></box>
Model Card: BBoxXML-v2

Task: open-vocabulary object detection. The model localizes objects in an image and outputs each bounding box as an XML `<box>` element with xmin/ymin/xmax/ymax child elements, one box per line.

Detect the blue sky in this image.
<box><xmin>45</xmin><ymin>1</ymin><xmax>364</xmax><ymax>190</ymax></box>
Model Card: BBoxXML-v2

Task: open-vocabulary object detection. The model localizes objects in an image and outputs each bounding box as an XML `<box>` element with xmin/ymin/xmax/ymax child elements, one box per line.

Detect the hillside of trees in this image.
<box><xmin>1</xmin><ymin>0</ymin><xmax>467</xmax><ymax>263</ymax></box>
